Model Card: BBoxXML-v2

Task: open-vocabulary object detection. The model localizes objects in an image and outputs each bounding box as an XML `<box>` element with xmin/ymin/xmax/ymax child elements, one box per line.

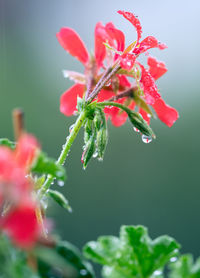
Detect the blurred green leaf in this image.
<box><xmin>48</xmin><ymin>189</ymin><xmax>72</xmax><ymax>212</ymax></box>
<box><xmin>37</xmin><ymin>240</ymin><xmax>95</xmax><ymax>278</ymax></box>
<box><xmin>83</xmin><ymin>225</ymin><xmax>180</xmax><ymax>278</ymax></box>
<box><xmin>31</xmin><ymin>152</ymin><xmax>66</xmax><ymax>181</ymax></box>
<box><xmin>0</xmin><ymin>138</ymin><xmax>16</xmax><ymax>150</ymax></box>
<box><xmin>169</xmin><ymin>254</ymin><xmax>200</xmax><ymax>278</ymax></box>
<box><xmin>0</xmin><ymin>234</ymin><xmax>39</xmax><ymax>278</ymax></box>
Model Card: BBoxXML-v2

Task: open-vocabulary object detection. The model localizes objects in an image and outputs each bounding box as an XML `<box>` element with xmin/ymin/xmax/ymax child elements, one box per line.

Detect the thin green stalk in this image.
<box><xmin>38</xmin><ymin>110</ymin><xmax>87</xmax><ymax>198</ymax></box>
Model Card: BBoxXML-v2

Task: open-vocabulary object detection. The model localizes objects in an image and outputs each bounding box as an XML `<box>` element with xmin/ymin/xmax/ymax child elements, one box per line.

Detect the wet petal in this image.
<box><xmin>153</xmin><ymin>98</ymin><xmax>179</xmax><ymax>127</ymax></box>
<box><xmin>120</xmin><ymin>53</ymin><xmax>136</xmax><ymax>71</ymax></box>
<box><xmin>105</xmin><ymin>22</ymin><xmax>125</xmax><ymax>51</ymax></box>
<box><xmin>57</xmin><ymin>28</ymin><xmax>89</xmax><ymax>65</ymax></box>
<box><xmin>147</xmin><ymin>56</ymin><xmax>168</xmax><ymax>80</ymax></box>
<box><xmin>134</xmin><ymin>36</ymin><xmax>167</xmax><ymax>55</ymax></box>
<box><xmin>139</xmin><ymin>64</ymin><xmax>161</xmax><ymax>105</ymax></box>
<box><xmin>60</xmin><ymin>84</ymin><xmax>85</xmax><ymax>116</ymax></box>
<box><xmin>117</xmin><ymin>10</ymin><xmax>142</xmax><ymax>42</ymax></box>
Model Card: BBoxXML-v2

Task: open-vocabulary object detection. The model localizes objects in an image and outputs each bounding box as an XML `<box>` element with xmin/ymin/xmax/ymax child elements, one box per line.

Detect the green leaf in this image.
<box><xmin>31</xmin><ymin>151</ymin><xmax>66</xmax><ymax>181</ymax></box>
<box><xmin>37</xmin><ymin>240</ymin><xmax>95</xmax><ymax>278</ymax></box>
<box><xmin>48</xmin><ymin>189</ymin><xmax>72</xmax><ymax>212</ymax></box>
<box><xmin>169</xmin><ymin>254</ymin><xmax>200</xmax><ymax>278</ymax></box>
<box><xmin>83</xmin><ymin>225</ymin><xmax>180</xmax><ymax>278</ymax></box>
<box><xmin>0</xmin><ymin>138</ymin><xmax>16</xmax><ymax>150</ymax></box>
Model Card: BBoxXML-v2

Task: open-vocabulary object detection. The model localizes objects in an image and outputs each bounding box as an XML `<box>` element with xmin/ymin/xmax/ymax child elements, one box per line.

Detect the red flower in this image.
<box><xmin>0</xmin><ymin>133</ymin><xmax>41</xmax><ymax>247</ymax></box>
<box><xmin>57</xmin><ymin>11</ymin><xmax>178</xmax><ymax>128</ymax></box>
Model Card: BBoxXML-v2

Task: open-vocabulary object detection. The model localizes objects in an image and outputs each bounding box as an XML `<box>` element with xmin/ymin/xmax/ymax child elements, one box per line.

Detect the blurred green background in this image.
<box><xmin>0</xmin><ymin>0</ymin><xmax>200</xmax><ymax>262</ymax></box>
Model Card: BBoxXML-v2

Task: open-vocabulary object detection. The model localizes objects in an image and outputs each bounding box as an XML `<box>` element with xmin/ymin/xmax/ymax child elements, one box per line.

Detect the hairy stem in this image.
<box><xmin>86</xmin><ymin>63</ymin><xmax>120</xmax><ymax>103</ymax></box>
<box><xmin>38</xmin><ymin>110</ymin><xmax>87</xmax><ymax>198</ymax></box>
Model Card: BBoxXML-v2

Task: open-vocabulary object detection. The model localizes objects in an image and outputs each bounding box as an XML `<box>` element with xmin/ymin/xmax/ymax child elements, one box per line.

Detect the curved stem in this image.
<box><xmin>95</xmin><ymin>101</ymin><xmax>134</xmax><ymax>115</ymax></box>
<box><xmin>38</xmin><ymin>110</ymin><xmax>87</xmax><ymax>199</ymax></box>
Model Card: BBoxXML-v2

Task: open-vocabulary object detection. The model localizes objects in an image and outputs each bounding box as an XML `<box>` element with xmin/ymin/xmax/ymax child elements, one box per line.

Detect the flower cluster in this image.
<box><xmin>0</xmin><ymin>134</ymin><xmax>40</xmax><ymax>248</ymax></box>
<box><xmin>57</xmin><ymin>10</ymin><xmax>178</xmax><ymax>128</ymax></box>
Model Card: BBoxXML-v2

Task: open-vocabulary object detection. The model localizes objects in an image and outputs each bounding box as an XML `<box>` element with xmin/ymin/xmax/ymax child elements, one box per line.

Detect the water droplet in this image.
<box><xmin>153</xmin><ymin>270</ymin><xmax>162</xmax><ymax>276</ymax></box>
<box><xmin>133</xmin><ymin>127</ymin><xmax>140</xmax><ymax>133</ymax></box>
<box><xmin>80</xmin><ymin>269</ymin><xmax>88</xmax><ymax>276</ymax></box>
<box><xmin>56</xmin><ymin>171</ymin><xmax>63</xmax><ymax>177</ymax></box>
<box><xmin>57</xmin><ymin>180</ymin><xmax>64</xmax><ymax>187</ymax></box>
<box><xmin>68</xmin><ymin>206</ymin><xmax>73</xmax><ymax>213</ymax></box>
<box><xmin>105</xmin><ymin>80</ymin><xmax>111</xmax><ymax>87</ymax></box>
<box><xmin>62</xmin><ymin>70</ymin><xmax>69</xmax><ymax>78</ymax></box>
<box><xmin>142</xmin><ymin>135</ymin><xmax>152</xmax><ymax>144</ymax></box>
<box><xmin>69</xmin><ymin>124</ymin><xmax>75</xmax><ymax>133</ymax></box>
<box><xmin>93</xmin><ymin>151</ymin><xmax>98</xmax><ymax>158</ymax></box>
<box><xmin>170</xmin><ymin>257</ymin><xmax>178</xmax><ymax>262</ymax></box>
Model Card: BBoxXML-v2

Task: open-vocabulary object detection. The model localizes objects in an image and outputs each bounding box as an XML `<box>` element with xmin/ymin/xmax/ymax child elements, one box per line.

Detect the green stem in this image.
<box><xmin>95</xmin><ymin>101</ymin><xmax>134</xmax><ymax>115</ymax></box>
<box><xmin>38</xmin><ymin>110</ymin><xmax>87</xmax><ymax>198</ymax></box>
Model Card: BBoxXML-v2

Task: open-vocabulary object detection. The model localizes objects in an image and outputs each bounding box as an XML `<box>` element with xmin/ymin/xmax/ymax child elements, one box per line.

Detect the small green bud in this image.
<box><xmin>128</xmin><ymin>111</ymin><xmax>155</xmax><ymax>138</ymax></box>
<box><xmin>81</xmin><ymin>131</ymin><xmax>96</xmax><ymax>169</ymax></box>
<box><xmin>96</xmin><ymin>127</ymin><xmax>108</xmax><ymax>160</ymax></box>
<box><xmin>48</xmin><ymin>189</ymin><xmax>72</xmax><ymax>212</ymax></box>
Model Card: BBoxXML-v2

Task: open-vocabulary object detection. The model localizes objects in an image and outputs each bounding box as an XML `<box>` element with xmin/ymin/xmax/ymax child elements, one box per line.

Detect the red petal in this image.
<box><xmin>97</xmin><ymin>89</ymin><xmax>115</xmax><ymax>102</ymax></box>
<box><xmin>105</xmin><ymin>22</ymin><xmax>125</xmax><ymax>51</ymax></box>
<box><xmin>147</xmin><ymin>56</ymin><xmax>168</xmax><ymax>80</ymax></box>
<box><xmin>153</xmin><ymin>98</ymin><xmax>179</xmax><ymax>127</ymax></box>
<box><xmin>105</xmin><ymin>98</ymin><xmax>128</xmax><ymax>127</ymax></box>
<box><xmin>60</xmin><ymin>84</ymin><xmax>85</xmax><ymax>116</ymax></box>
<box><xmin>133</xmin><ymin>36</ymin><xmax>167</xmax><ymax>56</ymax></box>
<box><xmin>56</xmin><ymin>28</ymin><xmax>89</xmax><ymax>65</ymax></box>
<box><xmin>139</xmin><ymin>64</ymin><xmax>160</xmax><ymax>105</ymax></box>
<box><xmin>139</xmin><ymin>108</ymin><xmax>151</xmax><ymax>125</ymax></box>
<box><xmin>95</xmin><ymin>22</ymin><xmax>108</xmax><ymax>68</ymax></box>
<box><xmin>15</xmin><ymin>134</ymin><xmax>39</xmax><ymax>170</ymax></box>
<box><xmin>117</xmin><ymin>10</ymin><xmax>142</xmax><ymax>42</ymax></box>
<box><xmin>120</xmin><ymin>53</ymin><xmax>136</xmax><ymax>71</ymax></box>
<box><xmin>1</xmin><ymin>204</ymin><xmax>39</xmax><ymax>248</ymax></box>
<box><xmin>117</xmin><ymin>75</ymin><xmax>131</xmax><ymax>88</ymax></box>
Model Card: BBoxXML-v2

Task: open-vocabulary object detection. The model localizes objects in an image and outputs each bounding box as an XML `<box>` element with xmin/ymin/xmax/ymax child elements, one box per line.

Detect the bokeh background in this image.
<box><xmin>1</xmin><ymin>0</ymin><xmax>200</xmax><ymax>267</ymax></box>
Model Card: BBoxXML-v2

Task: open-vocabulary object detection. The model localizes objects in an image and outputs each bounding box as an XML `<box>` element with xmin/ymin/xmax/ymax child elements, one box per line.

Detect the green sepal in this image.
<box><xmin>84</xmin><ymin>119</ymin><xmax>93</xmax><ymax>144</ymax></box>
<box><xmin>96</xmin><ymin>128</ymin><xmax>108</xmax><ymax>160</ymax></box>
<box><xmin>128</xmin><ymin>111</ymin><xmax>155</xmax><ymax>138</ymax></box>
<box><xmin>82</xmin><ymin>130</ymin><xmax>96</xmax><ymax>169</ymax></box>
<box><xmin>48</xmin><ymin>189</ymin><xmax>72</xmax><ymax>212</ymax></box>
<box><xmin>133</xmin><ymin>93</ymin><xmax>154</xmax><ymax>117</ymax></box>
<box><xmin>31</xmin><ymin>151</ymin><xmax>67</xmax><ymax>181</ymax></box>
<box><xmin>0</xmin><ymin>138</ymin><xmax>16</xmax><ymax>150</ymax></box>
<box><xmin>77</xmin><ymin>97</ymin><xmax>85</xmax><ymax>113</ymax></box>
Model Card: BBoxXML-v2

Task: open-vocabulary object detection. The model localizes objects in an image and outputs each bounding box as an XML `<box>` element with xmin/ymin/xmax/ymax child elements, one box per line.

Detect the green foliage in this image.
<box><xmin>168</xmin><ymin>254</ymin><xmax>200</xmax><ymax>278</ymax></box>
<box><xmin>31</xmin><ymin>151</ymin><xmax>67</xmax><ymax>182</ymax></box>
<box><xmin>0</xmin><ymin>138</ymin><xmax>16</xmax><ymax>149</ymax></box>
<box><xmin>37</xmin><ymin>240</ymin><xmax>95</xmax><ymax>278</ymax></box>
<box><xmin>48</xmin><ymin>189</ymin><xmax>72</xmax><ymax>212</ymax></box>
<box><xmin>0</xmin><ymin>234</ymin><xmax>39</xmax><ymax>278</ymax></box>
<box><xmin>83</xmin><ymin>225</ymin><xmax>180</xmax><ymax>278</ymax></box>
